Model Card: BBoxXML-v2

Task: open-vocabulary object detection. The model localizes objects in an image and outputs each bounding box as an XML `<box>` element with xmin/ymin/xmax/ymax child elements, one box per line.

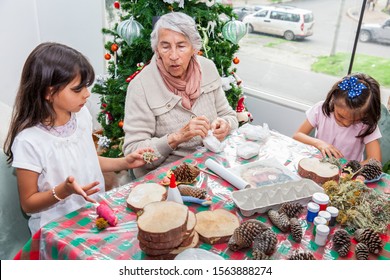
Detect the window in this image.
<box><xmin>237</xmin><ymin>0</ymin><xmax>390</xmax><ymax>111</ymax></box>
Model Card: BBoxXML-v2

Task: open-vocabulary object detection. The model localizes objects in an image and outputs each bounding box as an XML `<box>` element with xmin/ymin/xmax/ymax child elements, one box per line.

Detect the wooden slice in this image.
<box><xmin>195</xmin><ymin>209</ymin><xmax>240</xmax><ymax>245</ymax></box>
<box><xmin>138</xmin><ymin>233</ymin><xmax>185</xmax><ymax>250</ymax></box>
<box><xmin>126</xmin><ymin>183</ymin><xmax>167</xmax><ymax>212</ymax></box>
<box><xmin>147</xmin><ymin>232</ymin><xmax>200</xmax><ymax>260</ymax></box>
<box><xmin>137</xmin><ymin>201</ymin><xmax>188</xmax><ymax>242</ymax></box>
<box><xmin>298</xmin><ymin>157</ymin><xmax>340</xmax><ymax>184</ymax></box>
<box><xmin>185</xmin><ymin>210</ymin><xmax>196</xmax><ymax>235</ymax></box>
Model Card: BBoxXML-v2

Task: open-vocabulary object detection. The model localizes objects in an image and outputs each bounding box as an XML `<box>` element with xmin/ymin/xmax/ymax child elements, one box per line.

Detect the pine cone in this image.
<box><xmin>355</xmin><ymin>243</ymin><xmax>369</xmax><ymax>260</ymax></box>
<box><xmin>288</xmin><ymin>251</ymin><xmax>316</xmax><ymax>260</ymax></box>
<box><xmin>268</xmin><ymin>210</ymin><xmax>290</xmax><ymax>232</ymax></box>
<box><xmin>367</xmin><ymin>158</ymin><xmax>382</xmax><ymax>169</ymax></box>
<box><xmin>172</xmin><ymin>163</ymin><xmax>200</xmax><ymax>184</ymax></box>
<box><xmin>354</xmin><ymin>228</ymin><xmax>382</xmax><ymax>254</ymax></box>
<box><xmin>228</xmin><ymin>219</ymin><xmax>269</xmax><ymax>251</ymax></box>
<box><xmin>177</xmin><ymin>185</ymin><xmax>206</xmax><ymax>199</ymax></box>
<box><xmin>253</xmin><ymin>229</ymin><xmax>277</xmax><ymax>255</ymax></box>
<box><xmin>342</xmin><ymin>160</ymin><xmax>361</xmax><ymax>174</ymax></box>
<box><xmin>252</xmin><ymin>249</ymin><xmax>270</xmax><ymax>260</ymax></box>
<box><xmin>332</xmin><ymin>229</ymin><xmax>351</xmax><ymax>257</ymax></box>
<box><xmin>359</xmin><ymin>162</ymin><xmax>382</xmax><ymax>181</ymax></box>
<box><xmin>278</xmin><ymin>202</ymin><xmax>304</xmax><ymax>218</ymax></box>
<box><xmin>290</xmin><ymin>218</ymin><xmax>302</xmax><ymax>243</ymax></box>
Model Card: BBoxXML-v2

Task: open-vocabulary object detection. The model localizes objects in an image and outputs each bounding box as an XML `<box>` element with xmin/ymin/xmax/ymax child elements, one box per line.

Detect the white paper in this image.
<box><xmin>205</xmin><ymin>159</ymin><xmax>250</xmax><ymax>190</ymax></box>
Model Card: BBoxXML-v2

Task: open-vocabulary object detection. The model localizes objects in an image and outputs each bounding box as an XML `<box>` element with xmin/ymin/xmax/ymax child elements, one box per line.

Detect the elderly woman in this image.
<box><xmin>123</xmin><ymin>12</ymin><xmax>238</xmax><ymax>178</ymax></box>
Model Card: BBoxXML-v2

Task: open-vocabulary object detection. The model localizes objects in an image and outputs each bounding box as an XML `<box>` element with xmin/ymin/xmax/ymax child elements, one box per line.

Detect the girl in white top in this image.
<box><xmin>3</xmin><ymin>43</ymin><xmax>153</xmax><ymax>235</ymax></box>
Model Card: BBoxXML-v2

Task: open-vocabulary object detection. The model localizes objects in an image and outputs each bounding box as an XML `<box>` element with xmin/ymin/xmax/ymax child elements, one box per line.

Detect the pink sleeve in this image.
<box><xmin>363</xmin><ymin>125</ymin><xmax>382</xmax><ymax>144</ymax></box>
<box><xmin>306</xmin><ymin>101</ymin><xmax>323</xmax><ymax>128</ymax></box>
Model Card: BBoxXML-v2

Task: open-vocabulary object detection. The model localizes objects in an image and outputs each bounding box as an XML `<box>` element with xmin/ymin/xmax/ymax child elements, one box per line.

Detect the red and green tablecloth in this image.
<box><xmin>14</xmin><ymin>131</ymin><xmax>390</xmax><ymax>260</ymax></box>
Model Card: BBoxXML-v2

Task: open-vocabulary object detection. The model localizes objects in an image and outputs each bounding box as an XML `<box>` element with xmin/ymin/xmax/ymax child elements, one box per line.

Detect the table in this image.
<box><xmin>14</xmin><ymin>130</ymin><xmax>390</xmax><ymax>260</ymax></box>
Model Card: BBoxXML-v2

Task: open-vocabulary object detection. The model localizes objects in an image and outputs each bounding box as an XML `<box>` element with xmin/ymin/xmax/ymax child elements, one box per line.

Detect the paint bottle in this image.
<box><xmin>166</xmin><ymin>173</ymin><xmax>183</xmax><ymax>204</ymax></box>
<box><xmin>313</xmin><ymin>216</ymin><xmax>327</xmax><ymax>236</ymax></box>
<box><xmin>312</xmin><ymin>192</ymin><xmax>329</xmax><ymax>211</ymax></box>
<box><xmin>314</xmin><ymin>224</ymin><xmax>330</xmax><ymax>246</ymax></box>
<box><xmin>318</xmin><ymin>210</ymin><xmax>331</xmax><ymax>225</ymax></box>
<box><xmin>326</xmin><ymin>206</ymin><xmax>339</xmax><ymax>226</ymax></box>
<box><xmin>306</xmin><ymin>202</ymin><xmax>320</xmax><ymax>222</ymax></box>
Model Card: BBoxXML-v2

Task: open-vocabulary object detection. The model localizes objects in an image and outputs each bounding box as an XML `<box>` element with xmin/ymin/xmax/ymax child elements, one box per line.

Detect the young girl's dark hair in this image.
<box><xmin>322</xmin><ymin>72</ymin><xmax>381</xmax><ymax>138</ymax></box>
<box><xmin>4</xmin><ymin>42</ymin><xmax>95</xmax><ymax>164</ymax></box>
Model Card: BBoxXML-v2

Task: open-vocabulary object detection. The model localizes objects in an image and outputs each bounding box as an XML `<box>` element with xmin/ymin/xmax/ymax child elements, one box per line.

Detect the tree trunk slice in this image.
<box><xmin>180</xmin><ymin>230</ymin><xmax>196</xmax><ymax>247</ymax></box>
<box><xmin>195</xmin><ymin>209</ymin><xmax>240</xmax><ymax>245</ymax></box>
<box><xmin>138</xmin><ymin>233</ymin><xmax>185</xmax><ymax>250</ymax></box>
<box><xmin>137</xmin><ymin>201</ymin><xmax>188</xmax><ymax>242</ymax></box>
<box><xmin>298</xmin><ymin>157</ymin><xmax>339</xmax><ymax>185</ymax></box>
<box><xmin>126</xmin><ymin>183</ymin><xmax>167</xmax><ymax>212</ymax></box>
<box><xmin>146</xmin><ymin>232</ymin><xmax>200</xmax><ymax>260</ymax></box>
<box><xmin>185</xmin><ymin>210</ymin><xmax>196</xmax><ymax>235</ymax></box>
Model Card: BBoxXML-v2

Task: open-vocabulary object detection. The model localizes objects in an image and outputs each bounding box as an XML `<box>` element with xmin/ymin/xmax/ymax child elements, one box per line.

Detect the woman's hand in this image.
<box><xmin>169</xmin><ymin>116</ymin><xmax>210</xmax><ymax>148</ymax></box>
<box><xmin>316</xmin><ymin>140</ymin><xmax>343</xmax><ymax>159</ymax></box>
<box><xmin>124</xmin><ymin>147</ymin><xmax>155</xmax><ymax>168</ymax></box>
<box><xmin>211</xmin><ymin>117</ymin><xmax>230</xmax><ymax>141</ymax></box>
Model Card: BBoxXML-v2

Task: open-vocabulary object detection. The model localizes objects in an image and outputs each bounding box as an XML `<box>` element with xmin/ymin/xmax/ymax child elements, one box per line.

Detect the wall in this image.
<box><xmin>244</xmin><ymin>87</ymin><xmax>310</xmax><ymax>137</ymax></box>
<box><xmin>0</xmin><ymin>0</ymin><xmax>105</xmax><ymax>132</ymax></box>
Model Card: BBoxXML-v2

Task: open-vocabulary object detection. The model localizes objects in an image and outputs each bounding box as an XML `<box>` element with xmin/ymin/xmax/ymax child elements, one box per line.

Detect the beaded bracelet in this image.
<box><xmin>52</xmin><ymin>187</ymin><xmax>63</xmax><ymax>201</ymax></box>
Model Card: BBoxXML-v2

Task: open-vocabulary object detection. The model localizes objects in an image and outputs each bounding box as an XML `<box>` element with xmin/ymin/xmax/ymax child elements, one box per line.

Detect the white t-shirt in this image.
<box><xmin>12</xmin><ymin>107</ymin><xmax>105</xmax><ymax>235</ymax></box>
<box><xmin>306</xmin><ymin>101</ymin><xmax>382</xmax><ymax>161</ymax></box>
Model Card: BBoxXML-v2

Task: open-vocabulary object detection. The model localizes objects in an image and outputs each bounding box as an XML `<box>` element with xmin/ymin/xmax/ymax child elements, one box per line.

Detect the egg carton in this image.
<box><xmin>231</xmin><ymin>178</ymin><xmax>324</xmax><ymax>217</ymax></box>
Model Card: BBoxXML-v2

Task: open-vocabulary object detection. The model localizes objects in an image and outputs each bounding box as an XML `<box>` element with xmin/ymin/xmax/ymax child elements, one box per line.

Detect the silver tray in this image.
<box><xmin>231</xmin><ymin>178</ymin><xmax>324</xmax><ymax>217</ymax></box>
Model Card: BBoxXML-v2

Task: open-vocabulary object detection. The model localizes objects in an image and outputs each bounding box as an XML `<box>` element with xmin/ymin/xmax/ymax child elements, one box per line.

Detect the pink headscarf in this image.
<box><xmin>156</xmin><ymin>55</ymin><xmax>202</xmax><ymax>110</ymax></box>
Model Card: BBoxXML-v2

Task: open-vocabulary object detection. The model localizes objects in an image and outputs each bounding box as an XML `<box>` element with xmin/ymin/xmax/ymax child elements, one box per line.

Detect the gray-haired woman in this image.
<box><xmin>123</xmin><ymin>12</ymin><xmax>238</xmax><ymax>178</ymax></box>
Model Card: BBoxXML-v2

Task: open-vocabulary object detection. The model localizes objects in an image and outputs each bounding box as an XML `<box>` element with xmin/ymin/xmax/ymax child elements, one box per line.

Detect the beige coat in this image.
<box><xmin>123</xmin><ymin>55</ymin><xmax>238</xmax><ymax>177</ymax></box>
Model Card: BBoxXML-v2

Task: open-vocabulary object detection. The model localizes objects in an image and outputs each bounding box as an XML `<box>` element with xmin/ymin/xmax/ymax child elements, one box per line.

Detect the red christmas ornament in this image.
<box><xmin>236</xmin><ymin>96</ymin><xmax>246</xmax><ymax>113</ymax></box>
<box><xmin>113</xmin><ymin>1</ymin><xmax>120</xmax><ymax>9</ymax></box>
<box><xmin>111</xmin><ymin>43</ymin><xmax>118</xmax><ymax>52</ymax></box>
<box><xmin>233</xmin><ymin>57</ymin><xmax>240</xmax><ymax>64</ymax></box>
<box><xmin>104</xmin><ymin>53</ymin><xmax>111</xmax><ymax>60</ymax></box>
<box><xmin>118</xmin><ymin>120</ymin><xmax>124</xmax><ymax>128</ymax></box>
<box><xmin>101</xmin><ymin>103</ymin><xmax>107</xmax><ymax>108</ymax></box>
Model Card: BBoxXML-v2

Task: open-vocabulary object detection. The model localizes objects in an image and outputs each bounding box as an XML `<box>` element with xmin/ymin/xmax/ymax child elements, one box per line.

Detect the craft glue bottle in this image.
<box><xmin>167</xmin><ymin>173</ymin><xmax>183</xmax><ymax>204</ymax></box>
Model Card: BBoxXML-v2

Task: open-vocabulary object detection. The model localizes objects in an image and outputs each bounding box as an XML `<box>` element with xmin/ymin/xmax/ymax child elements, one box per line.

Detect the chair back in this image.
<box><xmin>0</xmin><ymin>149</ymin><xmax>30</xmax><ymax>260</ymax></box>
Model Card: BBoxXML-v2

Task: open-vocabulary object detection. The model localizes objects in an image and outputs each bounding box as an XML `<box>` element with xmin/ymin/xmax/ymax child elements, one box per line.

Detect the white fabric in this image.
<box><xmin>11</xmin><ymin>107</ymin><xmax>104</xmax><ymax>235</ymax></box>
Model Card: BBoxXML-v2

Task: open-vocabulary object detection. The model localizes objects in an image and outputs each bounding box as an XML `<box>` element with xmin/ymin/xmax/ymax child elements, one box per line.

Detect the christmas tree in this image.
<box><xmin>93</xmin><ymin>0</ymin><xmax>246</xmax><ymax>158</ymax></box>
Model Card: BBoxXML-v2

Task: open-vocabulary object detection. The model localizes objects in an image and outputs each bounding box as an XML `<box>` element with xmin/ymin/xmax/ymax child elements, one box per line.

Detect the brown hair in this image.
<box><xmin>3</xmin><ymin>42</ymin><xmax>95</xmax><ymax>164</ymax></box>
<box><xmin>322</xmin><ymin>72</ymin><xmax>381</xmax><ymax>138</ymax></box>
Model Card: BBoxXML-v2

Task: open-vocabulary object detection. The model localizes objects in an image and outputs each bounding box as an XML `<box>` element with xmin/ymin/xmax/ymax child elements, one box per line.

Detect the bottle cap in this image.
<box><xmin>316</xmin><ymin>224</ymin><xmax>330</xmax><ymax>235</ymax></box>
<box><xmin>169</xmin><ymin>173</ymin><xmax>177</xmax><ymax>188</ymax></box>
<box><xmin>313</xmin><ymin>216</ymin><xmax>327</xmax><ymax>226</ymax></box>
<box><xmin>326</xmin><ymin>206</ymin><xmax>339</xmax><ymax>217</ymax></box>
<box><xmin>312</xmin><ymin>192</ymin><xmax>329</xmax><ymax>204</ymax></box>
<box><xmin>318</xmin><ymin>210</ymin><xmax>331</xmax><ymax>221</ymax></box>
<box><xmin>307</xmin><ymin>202</ymin><xmax>320</xmax><ymax>212</ymax></box>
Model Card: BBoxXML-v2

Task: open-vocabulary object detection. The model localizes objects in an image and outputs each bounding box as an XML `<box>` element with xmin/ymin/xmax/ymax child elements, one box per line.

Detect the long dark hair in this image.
<box><xmin>322</xmin><ymin>72</ymin><xmax>381</xmax><ymax>138</ymax></box>
<box><xmin>3</xmin><ymin>42</ymin><xmax>95</xmax><ymax>164</ymax></box>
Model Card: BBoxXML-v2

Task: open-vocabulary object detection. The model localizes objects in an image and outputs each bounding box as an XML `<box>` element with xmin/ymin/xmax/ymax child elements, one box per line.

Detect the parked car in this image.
<box><xmin>233</xmin><ymin>5</ymin><xmax>264</xmax><ymax>21</ymax></box>
<box><xmin>242</xmin><ymin>5</ymin><xmax>314</xmax><ymax>41</ymax></box>
<box><xmin>359</xmin><ymin>19</ymin><xmax>390</xmax><ymax>44</ymax></box>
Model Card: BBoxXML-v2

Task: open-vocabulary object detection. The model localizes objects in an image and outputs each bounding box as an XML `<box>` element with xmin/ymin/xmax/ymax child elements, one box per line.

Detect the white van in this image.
<box><xmin>243</xmin><ymin>6</ymin><xmax>314</xmax><ymax>41</ymax></box>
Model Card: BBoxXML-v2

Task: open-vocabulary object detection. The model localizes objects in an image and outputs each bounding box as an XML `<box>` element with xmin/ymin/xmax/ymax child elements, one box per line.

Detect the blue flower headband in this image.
<box><xmin>338</xmin><ymin>76</ymin><xmax>367</xmax><ymax>99</ymax></box>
